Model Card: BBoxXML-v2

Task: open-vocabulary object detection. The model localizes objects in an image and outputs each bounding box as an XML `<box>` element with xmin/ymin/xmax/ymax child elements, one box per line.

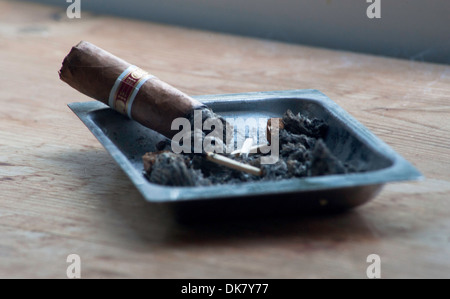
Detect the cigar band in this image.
<box><xmin>108</xmin><ymin>65</ymin><xmax>154</xmax><ymax>118</ymax></box>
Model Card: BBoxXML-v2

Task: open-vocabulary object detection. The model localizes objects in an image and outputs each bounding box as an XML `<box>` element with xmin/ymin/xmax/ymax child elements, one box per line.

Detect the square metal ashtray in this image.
<box><xmin>69</xmin><ymin>90</ymin><xmax>422</xmax><ymax>221</ymax></box>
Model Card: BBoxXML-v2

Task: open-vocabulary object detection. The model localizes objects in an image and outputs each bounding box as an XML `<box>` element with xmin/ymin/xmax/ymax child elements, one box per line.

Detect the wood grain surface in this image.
<box><xmin>0</xmin><ymin>0</ymin><xmax>449</xmax><ymax>278</ymax></box>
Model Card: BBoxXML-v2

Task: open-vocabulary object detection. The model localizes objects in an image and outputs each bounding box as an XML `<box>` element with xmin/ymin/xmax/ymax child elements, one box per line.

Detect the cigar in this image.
<box><xmin>59</xmin><ymin>41</ymin><xmax>205</xmax><ymax>138</ymax></box>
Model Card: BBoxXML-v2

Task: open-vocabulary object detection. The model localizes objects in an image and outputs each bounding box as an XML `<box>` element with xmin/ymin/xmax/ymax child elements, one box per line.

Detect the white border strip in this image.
<box><xmin>126</xmin><ymin>74</ymin><xmax>154</xmax><ymax>119</ymax></box>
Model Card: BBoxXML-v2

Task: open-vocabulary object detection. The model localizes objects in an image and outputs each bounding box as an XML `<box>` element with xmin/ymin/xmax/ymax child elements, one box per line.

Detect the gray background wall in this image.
<box><xmin>23</xmin><ymin>0</ymin><xmax>450</xmax><ymax>64</ymax></box>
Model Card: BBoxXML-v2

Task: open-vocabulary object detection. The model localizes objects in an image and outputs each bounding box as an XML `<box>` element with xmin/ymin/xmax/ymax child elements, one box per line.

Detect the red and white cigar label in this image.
<box><xmin>108</xmin><ymin>65</ymin><xmax>154</xmax><ymax>118</ymax></box>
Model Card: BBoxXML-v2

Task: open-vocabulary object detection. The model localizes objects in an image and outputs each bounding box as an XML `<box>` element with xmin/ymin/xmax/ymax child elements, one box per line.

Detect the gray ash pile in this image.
<box><xmin>143</xmin><ymin>109</ymin><xmax>356</xmax><ymax>186</ymax></box>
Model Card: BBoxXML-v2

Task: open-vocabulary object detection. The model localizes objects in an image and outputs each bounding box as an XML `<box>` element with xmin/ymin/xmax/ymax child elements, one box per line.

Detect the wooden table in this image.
<box><xmin>1</xmin><ymin>0</ymin><xmax>449</xmax><ymax>278</ymax></box>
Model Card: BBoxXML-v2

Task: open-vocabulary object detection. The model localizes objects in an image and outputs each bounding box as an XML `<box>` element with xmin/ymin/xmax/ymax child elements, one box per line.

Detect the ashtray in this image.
<box><xmin>69</xmin><ymin>89</ymin><xmax>422</xmax><ymax>221</ymax></box>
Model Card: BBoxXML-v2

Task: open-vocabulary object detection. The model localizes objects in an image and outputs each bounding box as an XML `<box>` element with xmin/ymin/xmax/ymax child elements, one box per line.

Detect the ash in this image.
<box><xmin>143</xmin><ymin>109</ymin><xmax>356</xmax><ymax>187</ymax></box>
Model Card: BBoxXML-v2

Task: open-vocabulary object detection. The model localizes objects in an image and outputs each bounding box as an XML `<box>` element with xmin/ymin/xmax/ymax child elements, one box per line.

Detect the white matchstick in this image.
<box><xmin>205</xmin><ymin>152</ymin><xmax>262</xmax><ymax>176</ymax></box>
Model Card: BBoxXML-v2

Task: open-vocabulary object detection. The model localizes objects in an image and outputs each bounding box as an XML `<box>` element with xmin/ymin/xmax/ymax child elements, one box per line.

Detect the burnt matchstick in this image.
<box><xmin>205</xmin><ymin>152</ymin><xmax>262</xmax><ymax>176</ymax></box>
